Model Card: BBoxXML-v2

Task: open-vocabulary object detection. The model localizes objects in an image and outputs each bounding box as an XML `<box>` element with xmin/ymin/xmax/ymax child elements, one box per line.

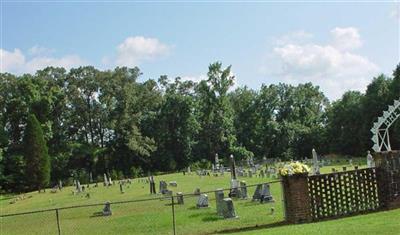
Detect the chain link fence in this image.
<box><xmin>1</xmin><ymin>180</ymin><xmax>284</xmax><ymax>235</ymax></box>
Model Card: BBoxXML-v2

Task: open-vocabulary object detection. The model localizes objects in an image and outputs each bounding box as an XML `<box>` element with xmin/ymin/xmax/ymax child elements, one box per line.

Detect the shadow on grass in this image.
<box><xmin>211</xmin><ymin>220</ymin><xmax>288</xmax><ymax>234</ymax></box>
<box><xmin>202</xmin><ymin>215</ymin><xmax>220</xmax><ymax>222</ymax></box>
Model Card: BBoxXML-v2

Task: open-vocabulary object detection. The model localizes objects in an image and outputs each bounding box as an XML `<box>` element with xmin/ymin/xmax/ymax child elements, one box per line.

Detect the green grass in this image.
<box><xmin>2</xmin><ymin>159</ymin><xmax>396</xmax><ymax>235</ymax></box>
<box><xmin>227</xmin><ymin>208</ymin><xmax>400</xmax><ymax>235</ymax></box>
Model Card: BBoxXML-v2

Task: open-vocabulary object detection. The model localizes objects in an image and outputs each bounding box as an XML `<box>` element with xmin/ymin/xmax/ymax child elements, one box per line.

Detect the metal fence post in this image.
<box><xmin>171</xmin><ymin>195</ymin><xmax>176</xmax><ymax>235</ymax></box>
<box><xmin>55</xmin><ymin>209</ymin><xmax>61</xmax><ymax>235</ymax></box>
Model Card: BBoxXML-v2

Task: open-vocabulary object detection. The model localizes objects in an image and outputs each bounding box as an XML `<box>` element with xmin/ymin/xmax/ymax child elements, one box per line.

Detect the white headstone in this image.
<box><xmin>196</xmin><ymin>194</ymin><xmax>209</xmax><ymax>208</ymax></box>
<box><xmin>367</xmin><ymin>151</ymin><xmax>375</xmax><ymax>168</ymax></box>
<box><xmin>312</xmin><ymin>148</ymin><xmax>320</xmax><ymax>175</ymax></box>
<box><xmin>104</xmin><ymin>174</ymin><xmax>108</xmax><ymax>186</ymax></box>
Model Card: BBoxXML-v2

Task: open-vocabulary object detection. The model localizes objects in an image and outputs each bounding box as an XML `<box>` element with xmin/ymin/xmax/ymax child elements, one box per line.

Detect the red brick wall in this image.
<box><xmin>282</xmin><ymin>174</ymin><xmax>312</xmax><ymax>223</ymax></box>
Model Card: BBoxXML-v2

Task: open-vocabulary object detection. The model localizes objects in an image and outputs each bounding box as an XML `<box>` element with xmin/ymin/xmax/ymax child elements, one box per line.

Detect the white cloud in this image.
<box><xmin>28</xmin><ymin>45</ymin><xmax>55</xmax><ymax>56</ymax></box>
<box><xmin>330</xmin><ymin>27</ymin><xmax>362</xmax><ymax>51</ymax></box>
<box><xmin>0</xmin><ymin>48</ymin><xmax>25</xmax><ymax>73</ymax></box>
<box><xmin>275</xmin><ymin>30</ymin><xmax>313</xmax><ymax>46</ymax></box>
<box><xmin>261</xmin><ymin>27</ymin><xmax>380</xmax><ymax>100</ymax></box>
<box><xmin>1</xmin><ymin>48</ymin><xmax>85</xmax><ymax>74</ymax></box>
<box><xmin>114</xmin><ymin>36</ymin><xmax>170</xmax><ymax>67</ymax></box>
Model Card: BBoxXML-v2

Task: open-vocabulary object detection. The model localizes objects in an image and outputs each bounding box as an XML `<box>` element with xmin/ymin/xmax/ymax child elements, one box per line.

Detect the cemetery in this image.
<box><xmin>1</xmin><ymin>2</ymin><xmax>400</xmax><ymax>235</ymax></box>
<box><xmin>2</xmin><ymin>150</ymin><xmax>400</xmax><ymax>234</ymax></box>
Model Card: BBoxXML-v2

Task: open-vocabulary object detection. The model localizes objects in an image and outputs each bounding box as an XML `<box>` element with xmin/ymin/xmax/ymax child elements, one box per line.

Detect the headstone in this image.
<box><xmin>108</xmin><ymin>176</ymin><xmax>113</xmax><ymax>186</ymax></box>
<box><xmin>104</xmin><ymin>174</ymin><xmax>108</xmax><ymax>186</ymax></box>
<box><xmin>159</xmin><ymin>180</ymin><xmax>168</xmax><ymax>194</ymax></box>
<box><xmin>102</xmin><ymin>201</ymin><xmax>112</xmax><ymax>216</ymax></box>
<box><xmin>176</xmin><ymin>192</ymin><xmax>184</xmax><ymax>205</ymax></box>
<box><xmin>169</xmin><ymin>181</ymin><xmax>178</xmax><ymax>187</ymax></box>
<box><xmin>58</xmin><ymin>180</ymin><xmax>62</xmax><ymax>190</ymax></box>
<box><xmin>239</xmin><ymin>181</ymin><xmax>248</xmax><ymax>199</ymax></box>
<box><xmin>187</xmin><ymin>166</ymin><xmax>191</xmax><ymax>174</ymax></box>
<box><xmin>194</xmin><ymin>188</ymin><xmax>201</xmax><ymax>195</ymax></box>
<box><xmin>367</xmin><ymin>151</ymin><xmax>375</xmax><ymax>168</ymax></box>
<box><xmin>76</xmin><ymin>180</ymin><xmax>82</xmax><ymax>193</ymax></box>
<box><xmin>196</xmin><ymin>194</ymin><xmax>209</xmax><ymax>208</ymax></box>
<box><xmin>89</xmin><ymin>172</ymin><xmax>93</xmax><ymax>183</ymax></box>
<box><xmin>120</xmin><ymin>184</ymin><xmax>124</xmax><ymax>194</ymax></box>
<box><xmin>51</xmin><ymin>186</ymin><xmax>58</xmax><ymax>193</ymax></box>
<box><xmin>260</xmin><ymin>170</ymin><xmax>265</xmax><ymax>178</ymax></box>
<box><xmin>252</xmin><ymin>184</ymin><xmax>263</xmax><ymax>201</ymax></box>
<box><xmin>260</xmin><ymin>183</ymin><xmax>274</xmax><ymax>203</ymax></box>
<box><xmin>221</xmin><ymin>198</ymin><xmax>238</xmax><ymax>219</ymax></box>
<box><xmin>230</xmin><ymin>179</ymin><xmax>240</xmax><ymax>198</ymax></box>
<box><xmin>248</xmin><ymin>170</ymin><xmax>253</xmax><ymax>178</ymax></box>
<box><xmin>312</xmin><ymin>148</ymin><xmax>320</xmax><ymax>175</ymax></box>
<box><xmin>230</xmin><ymin>154</ymin><xmax>237</xmax><ymax>180</ymax></box>
<box><xmin>215</xmin><ymin>189</ymin><xmax>225</xmax><ymax>216</ymax></box>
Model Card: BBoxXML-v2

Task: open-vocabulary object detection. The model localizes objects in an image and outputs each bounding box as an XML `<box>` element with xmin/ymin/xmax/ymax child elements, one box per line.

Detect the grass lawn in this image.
<box><xmin>226</xmin><ymin>208</ymin><xmax>400</xmax><ymax>235</ymax></box>
<box><xmin>2</xmin><ymin>158</ymin><xmax>393</xmax><ymax>235</ymax></box>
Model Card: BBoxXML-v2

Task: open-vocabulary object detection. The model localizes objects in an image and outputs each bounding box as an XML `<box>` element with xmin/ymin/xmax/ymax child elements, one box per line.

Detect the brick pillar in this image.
<box><xmin>374</xmin><ymin>151</ymin><xmax>400</xmax><ymax>210</ymax></box>
<box><xmin>282</xmin><ymin>173</ymin><xmax>312</xmax><ymax>223</ymax></box>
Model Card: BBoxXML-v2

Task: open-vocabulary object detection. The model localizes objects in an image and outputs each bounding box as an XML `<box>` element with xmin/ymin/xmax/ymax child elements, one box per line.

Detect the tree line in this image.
<box><xmin>0</xmin><ymin>62</ymin><xmax>399</xmax><ymax>192</ymax></box>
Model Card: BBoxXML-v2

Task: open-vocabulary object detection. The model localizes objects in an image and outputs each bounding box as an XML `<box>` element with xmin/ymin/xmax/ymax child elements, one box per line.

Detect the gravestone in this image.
<box><xmin>58</xmin><ymin>180</ymin><xmax>62</xmax><ymax>190</ymax></box>
<box><xmin>239</xmin><ymin>181</ymin><xmax>248</xmax><ymax>199</ymax></box>
<box><xmin>194</xmin><ymin>188</ymin><xmax>201</xmax><ymax>195</ymax></box>
<box><xmin>367</xmin><ymin>151</ymin><xmax>375</xmax><ymax>168</ymax></box>
<box><xmin>51</xmin><ymin>186</ymin><xmax>58</xmax><ymax>193</ymax></box>
<box><xmin>76</xmin><ymin>180</ymin><xmax>82</xmax><ymax>193</ymax></box>
<box><xmin>169</xmin><ymin>181</ymin><xmax>178</xmax><ymax>187</ymax></box>
<box><xmin>196</xmin><ymin>194</ymin><xmax>209</xmax><ymax>208</ymax></box>
<box><xmin>159</xmin><ymin>181</ymin><xmax>168</xmax><ymax>194</ymax></box>
<box><xmin>230</xmin><ymin>179</ymin><xmax>240</xmax><ymax>198</ymax></box>
<box><xmin>252</xmin><ymin>184</ymin><xmax>263</xmax><ymax>201</ymax></box>
<box><xmin>312</xmin><ymin>148</ymin><xmax>320</xmax><ymax>175</ymax></box>
<box><xmin>102</xmin><ymin>201</ymin><xmax>112</xmax><ymax>216</ymax></box>
<box><xmin>260</xmin><ymin>170</ymin><xmax>265</xmax><ymax>178</ymax></box>
<box><xmin>221</xmin><ymin>198</ymin><xmax>238</xmax><ymax>219</ymax></box>
<box><xmin>149</xmin><ymin>177</ymin><xmax>156</xmax><ymax>194</ymax></box>
<box><xmin>120</xmin><ymin>184</ymin><xmax>124</xmax><ymax>194</ymax></box>
<box><xmin>176</xmin><ymin>192</ymin><xmax>184</xmax><ymax>205</ymax></box>
<box><xmin>215</xmin><ymin>189</ymin><xmax>225</xmax><ymax>216</ymax></box>
<box><xmin>260</xmin><ymin>183</ymin><xmax>274</xmax><ymax>203</ymax></box>
<box><xmin>108</xmin><ymin>176</ymin><xmax>113</xmax><ymax>186</ymax></box>
<box><xmin>248</xmin><ymin>170</ymin><xmax>253</xmax><ymax>178</ymax></box>
<box><xmin>104</xmin><ymin>174</ymin><xmax>108</xmax><ymax>186</ymax></box>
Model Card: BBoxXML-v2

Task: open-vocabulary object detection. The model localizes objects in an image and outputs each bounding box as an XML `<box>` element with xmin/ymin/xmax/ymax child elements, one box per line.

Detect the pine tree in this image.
<box><xmin>23</xmin><ymin>114</ymin><xmax>50</xmax><ymax>192</ymax></box>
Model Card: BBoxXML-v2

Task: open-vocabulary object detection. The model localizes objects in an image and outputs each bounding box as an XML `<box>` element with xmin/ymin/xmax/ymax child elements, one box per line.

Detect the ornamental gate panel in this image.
<box><xmin>308</xmin><ymin>168</ymin><xmax>381</xmax><ymax>221</ymax></box>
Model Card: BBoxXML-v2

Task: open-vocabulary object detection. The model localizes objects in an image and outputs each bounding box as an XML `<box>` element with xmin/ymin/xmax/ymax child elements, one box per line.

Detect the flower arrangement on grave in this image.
<box><xmin>278</xmin><ymin>161</ymin><xmax>310</xmax><ymax>176</ymax></box>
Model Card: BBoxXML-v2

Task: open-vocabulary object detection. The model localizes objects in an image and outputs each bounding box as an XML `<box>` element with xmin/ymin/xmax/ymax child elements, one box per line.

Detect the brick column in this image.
<box><xmin>282</xmin><ymin>173</ymin><xmax>312</xmax><ymax>223</ymax></box>
<box><xmin>374</xmin><ymin>151</ymin><xmax>400</xmax><ymax>210</ymax></box>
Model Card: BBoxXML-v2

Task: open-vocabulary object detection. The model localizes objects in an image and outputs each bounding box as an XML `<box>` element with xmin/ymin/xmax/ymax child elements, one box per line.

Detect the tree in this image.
<box><xmin>23</xmin><ymin>114</ymin><xmax>50</xmax><ymax>191</ymax></box>
<box><xmin>194</xmin><ymin>62</ymin><xmax>252</xmax><ymax>162</ymax></box>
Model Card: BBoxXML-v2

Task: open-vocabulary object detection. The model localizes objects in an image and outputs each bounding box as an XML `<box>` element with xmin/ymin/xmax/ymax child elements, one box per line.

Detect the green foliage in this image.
<box><xmin>23</xmin><ymin>114</ymin><xmax>50</xmax><ymax>191</ymax></box>
<box><xmin>1</xmin><ymin>63</ymin><xmax>399</xmax><ymax>193</ymax></box>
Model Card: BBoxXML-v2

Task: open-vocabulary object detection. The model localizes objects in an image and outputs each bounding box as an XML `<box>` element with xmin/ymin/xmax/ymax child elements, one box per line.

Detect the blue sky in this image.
<box><xmin>1</xmin><ymin>1</ymin><xmax>399</xmax><ymax>100</ymax></box>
